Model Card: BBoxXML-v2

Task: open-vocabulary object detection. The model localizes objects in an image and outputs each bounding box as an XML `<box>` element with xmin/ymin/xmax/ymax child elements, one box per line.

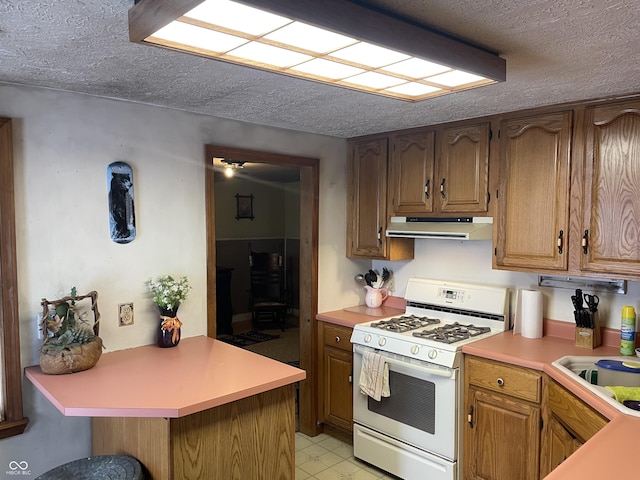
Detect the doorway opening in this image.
<box><xmin>205</xmin><ymin>144</ymin><xmax>319</xmax><ymax>437</ymax></box>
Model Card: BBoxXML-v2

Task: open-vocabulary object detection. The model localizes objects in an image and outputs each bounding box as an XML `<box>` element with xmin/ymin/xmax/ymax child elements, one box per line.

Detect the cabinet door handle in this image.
<box><xmin>582</xmin><ymin>229</ymin><xmax>589</xmax><ymax>254</ymax></box>
<box><xmin>467</xmin><ymin>405</ymin><xmax>474</xmax><ymax>428</ymax></box>
<box><xmin>378</xmin><ymin>227</ymin><xmax>383</xmax><ymax>245</ymax></box>
<box><xmin>348</xmin><ymin>375</ymin><xmax>352</xmax><ymax>384</ymax></box>
<box><xmin>335</xmin><ymin>336</ymin><xmax>341</xmax><ymax>343</ymax></box>
<box><xmin>497</xmin><ymin>377</ymin><xmax>505</xmax><ymax>386</ymax></box>
<box><xmin>557</xmin><ymin>230</ymin><xmax>564</xmax><ymax>254</ymax></box>
<box><xmin>424</xmin><ymin>179</ymin><xmax>430</xmax><ymax>199</ymax></box>
<box><xmin>440</xmin><ymin>178</ymin><xmax>446</xmax><ymax>199</ymax></box>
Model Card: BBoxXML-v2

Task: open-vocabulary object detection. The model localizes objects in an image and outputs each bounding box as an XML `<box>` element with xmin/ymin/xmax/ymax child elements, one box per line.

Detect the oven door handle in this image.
<box><xmin>354</xmin><ymin>345</ymin><xmax>454</xmax><ymax>379</ymax></box>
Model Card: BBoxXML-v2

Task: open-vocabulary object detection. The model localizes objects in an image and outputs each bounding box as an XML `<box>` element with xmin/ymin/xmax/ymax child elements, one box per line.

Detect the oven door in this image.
<box><xmin>353</xmin><ymin>344</ymin><xmax>459</xmax><ymax>461</ymax></box>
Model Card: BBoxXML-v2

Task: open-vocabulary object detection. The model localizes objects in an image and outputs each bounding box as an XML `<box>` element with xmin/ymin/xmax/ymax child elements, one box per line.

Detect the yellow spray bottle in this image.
<box><xmin>620</xmin><ymin>306</ymin><xmax>637</xmax><ymax>355</ymax></box>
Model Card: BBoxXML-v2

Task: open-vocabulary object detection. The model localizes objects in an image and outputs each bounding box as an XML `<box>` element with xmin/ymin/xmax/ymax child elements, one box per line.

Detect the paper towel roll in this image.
<box><xmin>513</xmin><ymin>289</ymin><xmax>544</xmax><ymax>339</ymax></box>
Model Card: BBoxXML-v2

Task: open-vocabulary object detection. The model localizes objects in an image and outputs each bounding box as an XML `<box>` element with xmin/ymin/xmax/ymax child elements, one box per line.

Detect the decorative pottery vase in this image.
<box><xmin>157</xmin><ymin>306</ymin><xmax>182</xmax><ymax>348</ymax></box>
<box><xmin>364</xmin><ymin>286</ymin><xmax>389</xmax><ymax>308</ymax></box>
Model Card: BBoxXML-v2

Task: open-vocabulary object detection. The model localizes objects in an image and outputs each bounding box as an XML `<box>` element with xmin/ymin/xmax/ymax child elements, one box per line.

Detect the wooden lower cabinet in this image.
<box><xmin>92</xmin><ymin>385</ymin><xmax>295</xmax><ymax>480</ymax></box>
<box><xmin>542</xmin><ymin>415</ymin><xmax>582</xmax><ymax>475</ymax></box>
<box><xmin>464</xmin><ymin>358</ymin><xmax>610</xmax><ymax>480</ymax></box>
<box><xmin>318</xmin><ymin>322</ymin><xmax>354</xmax><ymax>437</ymax></box>
<box><xmin>539</xmin><ymin>376</ymin><xmax>608</xmax><ymax>477</ymax></box>
<box><xmin>465</xmin><ymin>387</ymin><xmax>540</xmax><ymax>480</ymax></box>
<box><xmin>464</xmin><ymin>356</ymin><xmax>542</xmax><ymax>480</ymax></box>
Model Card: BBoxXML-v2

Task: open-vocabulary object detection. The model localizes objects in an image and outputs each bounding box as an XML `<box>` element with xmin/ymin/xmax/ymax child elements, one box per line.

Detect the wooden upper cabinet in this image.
<box><xmin>348</xmin><ymin>137</ymin><xmax>387</xmax><ymax>258</ymax></box>
<box><xmin>495</xmin><ymin>111</ymin><xmax>572</xmax><ymax>271</ymax></box>
<box><xmin>438</xmin><ymin>122</ymin><xmax>490</xmax><ymax>214</ymax></box>
<box><xmin>580</xmin><ymin>100</ymin><xmax>640</xmax><ymax>276</ymax></box>
<box><xmin>388</xmin><ymin>123</ymin><xmax>490</xmax><ymax>218</ymax></box>
<box><xmin>347</xmin><ymin>137</ymin><xmax>413</xmax><ymax>260</ymax></box>
<box><xmin>388</xmin><ymin>129</ymin><xmax>435</xmax><ymax>215</ymax></box>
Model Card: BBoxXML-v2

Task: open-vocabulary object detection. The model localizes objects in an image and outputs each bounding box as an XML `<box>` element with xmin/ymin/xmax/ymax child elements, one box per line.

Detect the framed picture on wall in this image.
<box><xmin>235</xmin><ymin>194</ymin><xmax>254</xmax><ymax>220</ymax></box>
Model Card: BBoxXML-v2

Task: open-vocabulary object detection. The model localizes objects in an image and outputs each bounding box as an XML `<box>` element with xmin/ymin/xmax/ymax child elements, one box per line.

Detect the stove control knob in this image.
<box><xmin>410</xmin><ymin>345</ymin><xmax>420</xmax><ymax>355</ymax></box>
<box><xmin>378</xmin><ymin>337</ymin><xmax>387</xmax><ymax>347</ymax></box>
<box><xmin>364</xmin><ymin>334</ymin><xmax>372</xmax><ymax>344</ymax></box>
<box><xmin>428</xmin><ymin>349</ymin><xmax>438</xmax><ymax>360</ymax></box>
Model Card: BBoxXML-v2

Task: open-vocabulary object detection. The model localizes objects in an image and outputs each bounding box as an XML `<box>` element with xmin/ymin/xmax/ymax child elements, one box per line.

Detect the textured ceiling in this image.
<box><xmin>1</xmin><ymin>0</ymin><xmax>639</xmax><ymax>138</ymax></box>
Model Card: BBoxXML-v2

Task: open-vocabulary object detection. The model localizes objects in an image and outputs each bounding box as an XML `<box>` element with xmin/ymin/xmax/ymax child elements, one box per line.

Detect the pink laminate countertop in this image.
<box><xmin>25</xmin><ymin>336</ymin><xmax>305</xmax><ymax>418</ymax></box>
<box><xmin>544</xmin><ymin>414</ymin><xmax>640</xmax><ymax>480</ymax></box>
<box><xmin>462</xmin><ymin>331</ymin><xmax>637</xmax><ymax>480</ymax></box>
<box><xmin>317</xmin><ymin>298</ymin><xmax>405</xmax><ymax>328</ymax></box>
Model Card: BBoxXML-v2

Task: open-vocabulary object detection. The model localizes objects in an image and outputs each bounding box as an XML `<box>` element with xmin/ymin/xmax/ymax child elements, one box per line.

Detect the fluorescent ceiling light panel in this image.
<box><xmin>185</xmin><ymin>0</ymin><xmax>291</xmax><ymax>36</ymax></box>
<box><xmin>291</xmin><ymin>58</ymin><xmax>364</xmax><ymax>80</ymax></box>
<box><xmin>344</xmin><ymin>71</ymin><xmax>405</xmax><ymax>89</ymax></box>
<box><xmin>429</xmin><ymin>70</ymin><xmax>486</xmax><ymax>87</ymax></box>
<box><xmin>386</xmin><ymin>82</ymin><xmax>442</xmax><ymax>96</ymax></box>
<box><xmin>129</xmin><ymin>0</ymin><xmax>506</xmax><ymax>102</ymax></box>
<box><xmin>229</xmin><ymin>42</ymin><xmax>312</xmax><ymax>68</ymax></box>
<box><xmin>382</xmin><ymin>58</ymin><xmax>451</xmax><ymax>78</ymax></box>
<box><xmin>330</xmin><ymin>42</ymin><xmax>410</xmax><ymax>68</ymax></box>
<box><xmin>152</xmin><ymin>21</ymin><xmax>247</xmax><ymax>53</ymax></box>
<box><xmin>264</xmin><ymin>22</ymin><xmax>357</xmax><ymax>53</ymax></box>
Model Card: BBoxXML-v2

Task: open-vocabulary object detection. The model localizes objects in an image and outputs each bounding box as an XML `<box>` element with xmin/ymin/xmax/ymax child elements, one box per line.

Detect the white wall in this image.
<box><xmin>0</xmin><ymin>83</ymin><xmax>354</xmax><ymax>476</ymax></box>
<box><xmin>373</xmin><ymin>240</ymin><xmax>640</xmax><ymax>330</ymax></box>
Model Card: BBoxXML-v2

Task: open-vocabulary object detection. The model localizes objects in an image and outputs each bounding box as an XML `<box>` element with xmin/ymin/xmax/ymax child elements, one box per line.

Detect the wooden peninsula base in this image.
<box><xmin>92</xmin><ymin>384</ymin><xmax>295</xmax><ymax>479</ymax></box>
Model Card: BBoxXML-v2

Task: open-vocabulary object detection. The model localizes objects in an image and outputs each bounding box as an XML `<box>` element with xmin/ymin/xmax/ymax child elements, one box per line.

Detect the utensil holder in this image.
<box><xmin>575</xmin><ymin>310</ymin><xmax>601</xmax><ymax>349</ymax></box>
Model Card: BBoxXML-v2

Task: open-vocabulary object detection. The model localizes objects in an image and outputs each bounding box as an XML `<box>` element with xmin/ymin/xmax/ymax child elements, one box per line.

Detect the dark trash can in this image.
<box><xmin>36</xmin><ymin>455</ymin><xmax>144</xmax><ymax>480</ymax></box>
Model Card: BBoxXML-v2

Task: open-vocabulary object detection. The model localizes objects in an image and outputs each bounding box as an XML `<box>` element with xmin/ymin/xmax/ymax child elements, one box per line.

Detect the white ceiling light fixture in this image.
<box><xmin>219</xmin><ymin>159</ymin><xmax>245</xmax><ymax>178</ymax></box>
<box><xmin>129</xmin><ymin>0</ymin><xmax>506</xmax><ymax>102</ymax></box>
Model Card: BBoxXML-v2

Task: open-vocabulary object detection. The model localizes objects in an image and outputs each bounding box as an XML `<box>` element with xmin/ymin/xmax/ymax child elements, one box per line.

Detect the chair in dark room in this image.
<box><xmin>248</xmin><ymin>248</ymin><xmax>287</xmax><ymax>331</ymax></box>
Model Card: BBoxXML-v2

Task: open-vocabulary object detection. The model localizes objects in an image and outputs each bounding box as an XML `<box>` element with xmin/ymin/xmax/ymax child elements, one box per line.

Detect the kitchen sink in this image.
<box><xmin>551</xmin><ymin>355</ymin><xmax>640</xmax><ymax>418</ymax></box>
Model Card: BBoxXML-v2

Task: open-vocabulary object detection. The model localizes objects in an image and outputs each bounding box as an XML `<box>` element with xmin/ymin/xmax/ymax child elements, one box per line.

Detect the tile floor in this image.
<box><xmin>295</xmin><ymin>432</ymin><xmax>399</xmax><ymax>480</ymax></box>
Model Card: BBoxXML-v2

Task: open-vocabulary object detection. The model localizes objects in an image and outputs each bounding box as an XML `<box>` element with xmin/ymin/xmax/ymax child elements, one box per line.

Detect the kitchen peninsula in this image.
<box><xmin>25</xmin><ymin>336</ymin><xmax>305</xmax><ymax>479</ymax></box>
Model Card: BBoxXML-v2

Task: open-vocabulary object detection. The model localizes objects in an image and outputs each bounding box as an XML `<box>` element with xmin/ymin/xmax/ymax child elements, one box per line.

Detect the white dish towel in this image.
<box><xmin>359</xmin><ymin>351</ymin><xmax>390</xmax><ymax>401</ymax></box>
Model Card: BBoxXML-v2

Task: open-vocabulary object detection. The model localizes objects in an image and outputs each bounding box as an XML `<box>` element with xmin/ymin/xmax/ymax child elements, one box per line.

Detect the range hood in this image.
<box><xmin>386</xmin><ymin>217</ymin><xmax>493</xmax><ymax>240</ymax></box>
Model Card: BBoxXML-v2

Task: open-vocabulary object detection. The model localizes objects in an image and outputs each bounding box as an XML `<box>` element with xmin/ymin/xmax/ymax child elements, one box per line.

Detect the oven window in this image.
<box><xmin>367</xmin><ymin>370</ymin><xmax>436</xmax><ymax>434</ymax></box>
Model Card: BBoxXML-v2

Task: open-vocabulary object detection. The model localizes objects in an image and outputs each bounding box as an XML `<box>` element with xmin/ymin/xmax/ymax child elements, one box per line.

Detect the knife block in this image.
<box><xmin>575</xmin><ymin>311</ymin><xmax>601</xmax><ymax>349</ymax></box>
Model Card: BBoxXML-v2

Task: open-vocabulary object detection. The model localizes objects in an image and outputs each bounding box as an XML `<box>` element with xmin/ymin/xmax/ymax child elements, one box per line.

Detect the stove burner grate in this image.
<box><xmin>370</xmin><ymin>315</ymin><xmax>440</xmax><ymax>333</ymax></box>
<box><xmin>412</xmin><ymin>322</ymin><xmax>491</xmax><ymax>344</ymax></box>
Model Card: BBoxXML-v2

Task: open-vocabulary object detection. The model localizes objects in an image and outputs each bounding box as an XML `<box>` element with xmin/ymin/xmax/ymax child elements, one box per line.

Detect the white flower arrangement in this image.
<box><xmin>146</xmin><ymin>274</ymin><xmax>190</xmax><ymax>311</ymax></box>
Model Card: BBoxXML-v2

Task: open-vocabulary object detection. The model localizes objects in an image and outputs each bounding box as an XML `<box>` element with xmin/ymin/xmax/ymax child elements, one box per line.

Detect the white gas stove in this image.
<box><xmin>351</xmin><ymin>277</ymin><xmax>510</xmax><ymax>368</ymax></box>
<box><xmin>351</xmin><ymin>278</ymin><xmax>510</xmax><ymax>480</ymax></box>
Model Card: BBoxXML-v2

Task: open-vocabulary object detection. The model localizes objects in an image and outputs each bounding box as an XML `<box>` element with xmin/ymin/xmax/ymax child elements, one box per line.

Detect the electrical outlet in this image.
<box><xmin>119</xmin><ymin>303</ymin><xmax>134</xmax><ymax>326</ymax></box>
